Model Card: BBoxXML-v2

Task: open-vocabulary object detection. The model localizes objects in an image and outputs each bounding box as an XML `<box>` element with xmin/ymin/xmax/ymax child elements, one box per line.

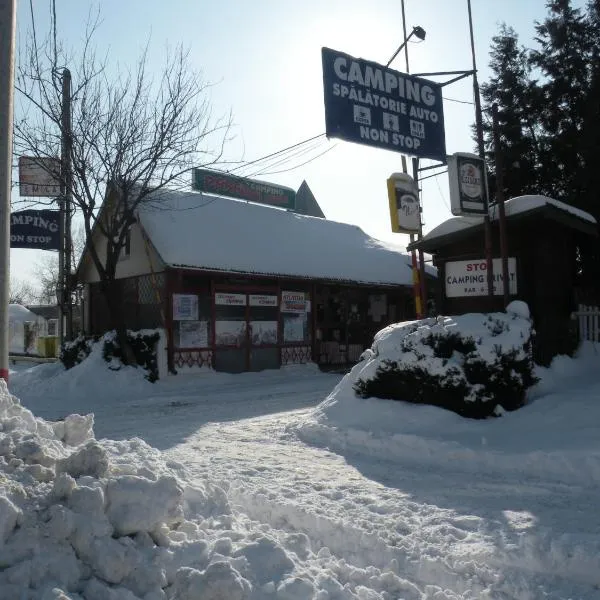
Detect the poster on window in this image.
<box><xmin>179</xmin><ymin>320</ymin><xmax>208</xmax><ymax>348</ymax></box>
<box><xmin>250</xmin><ymin>321</ymin><xmax>278</xmax><ymax>345</ymax></box>
<box><xmin>249</xmin><ymin>294</ymin><xmax>278</xmax><ymax>307</ymax></box>
<box><xmin>173</xmin><ymin>294</ymin><xmax>199</xmax><ymax>321</ymax></box>
<box><xmin>215</xmin><ymin>321</ymin><xmax>246</xmax><ymax>346</ymax></box>
<box><xmin>368</xmin><ymin>294</ymin><xmax>387</xmax><ymax>322</ymax></box>
<box><xmin>215</xmin><ymin>293</ymin><xmax>247</xmax><ymax>306</ymax></box>
<box><xmin>283</xmin><ymin>314</ymin><xmax>306</xmax><ymax>342</ymax></box>
<box><xmin>281</xmin><ymin>291</ymin><xmax>306</xmax><ymax>313</ymax></box>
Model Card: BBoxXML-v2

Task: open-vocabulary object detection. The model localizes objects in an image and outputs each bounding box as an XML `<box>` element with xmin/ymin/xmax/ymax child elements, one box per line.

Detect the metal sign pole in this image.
<box><xmin>467</xmin><ymin>0</ymin><xmax>495</xmax><ymax>300</ymax></box>
<box><xmin>0</xmin><ymin>0</ymin><xmax>16</xmax><ymax>382</ymax></box>
<box><xmin>492</xmin><ymin>104</ymin><xmax>510</xmax><ymax>306</ymax></box>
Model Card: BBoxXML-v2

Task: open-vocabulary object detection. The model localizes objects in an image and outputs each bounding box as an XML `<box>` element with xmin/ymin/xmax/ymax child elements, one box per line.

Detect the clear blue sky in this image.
<box><xmin>11</xmin><ymin>0</ymin><xmax>586</xmax><ymax>284</ymax></box>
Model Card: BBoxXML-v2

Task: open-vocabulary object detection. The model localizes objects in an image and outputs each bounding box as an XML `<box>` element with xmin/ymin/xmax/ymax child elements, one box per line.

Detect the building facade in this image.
<box><xmin>79</xmin><ymin>183</ymin><xmax>434</xmax><ymax>373</ymax></box>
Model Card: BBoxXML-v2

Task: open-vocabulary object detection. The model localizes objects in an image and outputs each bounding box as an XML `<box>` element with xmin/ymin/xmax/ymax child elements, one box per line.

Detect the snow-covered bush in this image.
<box><xmin>103</xmin><ymin>330</ymin><xmax>160</xmax><ymax>382</ymax></box>
<box><xmin>61</xmin><ymin>331</ymin><xmax>160</xmax><ymax>382</ymax></box>
<box><xmin>353</xmin><ymin>301</ymin><xmax>537</xmax><ymax>419</ymax></box>
<box><xmin>60</xmin><ymin>335</ymin><xmax>95</xmax><ymax>369</ymax></box>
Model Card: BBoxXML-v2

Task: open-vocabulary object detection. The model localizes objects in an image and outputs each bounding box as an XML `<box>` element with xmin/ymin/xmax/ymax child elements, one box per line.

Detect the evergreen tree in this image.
<box><xmin>479</xmin><ymin>0</ymin><xmax>600</xmax><ymax>291</ymax></box>
<box><xmin>479</xmin><ymin>26</ymin><xmax>543</xmax><ymax>200</ymax></box>
<box><xmin>530</xmin><ymin>0</ymin><xmax>593</xmax><ymax>203</ymax></box>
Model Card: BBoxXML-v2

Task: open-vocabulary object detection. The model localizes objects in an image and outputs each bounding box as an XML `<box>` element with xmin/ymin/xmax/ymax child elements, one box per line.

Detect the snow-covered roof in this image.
<box><xmin>137</xmin><ymin>189</ymin><xmax>433</xmax><ymax>286</ymax></box>
<box><xmin>9</xmin><ymin>304</ymin><xmax>39</xmax><ymax>323</ymax></box>
<box><xmin>421</xmin><ymin>195</ymin><xmax>597</xmax><ymax>246</ymax></box>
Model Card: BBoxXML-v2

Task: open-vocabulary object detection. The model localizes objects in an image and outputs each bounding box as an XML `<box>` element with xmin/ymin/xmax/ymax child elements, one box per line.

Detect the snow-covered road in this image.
<box><xmin>12</xmin><ymin>357</ymin><xmax>600</xmax><ymax>599</ymax></box>
<box><xmin>166</xmin><ymin>405</ymin><xmax>600</xmax><ymax>599</ymax></box>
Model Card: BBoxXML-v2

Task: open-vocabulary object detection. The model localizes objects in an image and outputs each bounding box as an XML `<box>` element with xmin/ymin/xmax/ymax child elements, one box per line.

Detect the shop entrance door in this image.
<box><xmin>213</xmin><ymin>291</ymin><xmax>280</xmax><ymax>372</ymax></box>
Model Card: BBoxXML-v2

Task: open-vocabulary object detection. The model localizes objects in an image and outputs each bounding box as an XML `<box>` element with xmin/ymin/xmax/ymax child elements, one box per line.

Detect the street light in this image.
<box><xmin>386</xmin><ymin>26</ymin><xmax>426</xmax><ymax>69</ymax></box>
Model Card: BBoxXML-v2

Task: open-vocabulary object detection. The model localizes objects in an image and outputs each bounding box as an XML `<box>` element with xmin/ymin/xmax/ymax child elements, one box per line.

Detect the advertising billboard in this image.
<box><xmin>18</xmin><ymin>156</ymin><xmax>61</xmax><ymax>197</ymax></box>
<box><xmin>447</xmin><ymin>153</ymin><xmax>489</xmax><ymax>216</ymax></box>
<box><xmin>10</xmin><ymin>210</ymin><xmax>60</xmax><ymax>250</ymax></box>
<box><xmin>387</xmin><ymin>172</ymin><xmax>420</xmax><ymax>234</ymax></box>
<box><xmin>445</xmin><ymin>257</ymin><xmax>517</xmax><ymax>297</ymax></box>
<box><xmin>321</xmin><ymin>47</ymin><xmax>446</xmax><ymax>162</ymax></box>
<box><xmin>193</xmin><ymin>168</ymin><xmax>296</xmax><ymax>210</ymax></box>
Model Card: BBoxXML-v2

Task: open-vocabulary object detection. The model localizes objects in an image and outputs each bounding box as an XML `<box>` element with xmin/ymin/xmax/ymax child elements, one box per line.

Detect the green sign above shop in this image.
<box><xmin>192</xmin><ymin>168</ymin><xmax>296</xmax><ymax>210</ymax></box>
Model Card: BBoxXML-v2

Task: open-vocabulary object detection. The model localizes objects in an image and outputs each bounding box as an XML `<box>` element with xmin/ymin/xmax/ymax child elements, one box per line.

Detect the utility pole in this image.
<box><xmin>492</xmin><ymin>104</ymin><xmax>510</xmax><ymax>306</ymax></box>
<box><xmin>61</xmin><ymin>69</ymin><xmax>73</xmax><ymax>340</ymax></box>
<box><xmin>400</xmin><ymin>0</ymin><xmax>427</xmax><ymax>317</ymax></box>
<box><xmin>467</xmin><ymin>0</ymin><xmax>495</xmax><ymax>300</ymax></box>
<box><xmin>0</xmin><ymin>0</ymin><xmax>17</xmax><ymax>382</ymax></box>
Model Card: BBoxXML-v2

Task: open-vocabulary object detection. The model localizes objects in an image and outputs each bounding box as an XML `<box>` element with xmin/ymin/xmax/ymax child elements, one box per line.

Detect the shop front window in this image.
<box><xmin>172</xmin><ymin>293</ymin><xmax>211</xmax><ymax>349</ymax></box>
<box><xmin>281</xmin><ymin>290</ymin><xmax>311</xmax><ymax>344</ymax></box>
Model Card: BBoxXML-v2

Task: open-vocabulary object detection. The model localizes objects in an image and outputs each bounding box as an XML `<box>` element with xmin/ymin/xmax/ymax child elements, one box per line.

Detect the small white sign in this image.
<box><xmin>249</xmin><ymin>294</ymin><xmax>278</xmax><ymax>307</ymax></box>
<box><xmin>173</xmin><ymin>294</ymin><xmax>199</xmax><ymax>321</ymax></box>
<box><xmin>445</xmin><ymin>258</ymin><xmax>517</xmax><ymax>297</ymax></box>
<box><xmin>215</xmin><ymin>293</ymin><xmax>247</xmax><ymax>306</ymax></box>
<box><xmin>281</xmin><ymin>291</ymin><xmax>306</xmax><ymax>313</ymax></box>
<box><xmin>18</xmin><ymin>156</ymin><xmax>61</xmax><ymax>197</ymax></box>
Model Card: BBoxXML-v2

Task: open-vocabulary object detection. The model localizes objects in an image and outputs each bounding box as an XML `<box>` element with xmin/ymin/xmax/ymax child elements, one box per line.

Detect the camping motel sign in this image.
<box><xmin>321</xmin><ymin>47</ymin><xmax>446</xmax><ymax>162</ymax></box>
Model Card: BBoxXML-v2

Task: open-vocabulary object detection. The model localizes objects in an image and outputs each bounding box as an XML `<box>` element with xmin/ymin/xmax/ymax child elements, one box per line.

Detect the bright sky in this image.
<box><xmin>11</xmin><ymin>0</ymin><xmax>586</xmax><ymax>285</ymax></box>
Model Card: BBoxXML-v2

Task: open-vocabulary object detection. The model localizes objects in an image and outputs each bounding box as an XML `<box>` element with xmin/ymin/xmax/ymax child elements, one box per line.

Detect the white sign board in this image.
<box><xmin>249</xmin><ymin>294</ymin><xmax>278</xmax><ymax>307</ymax></box>
<box><xmin>18</xmin><ymin>156</ymin><xmax>61</xmax><ymax>197</ymax></box>
<box><xmin>281</xmin><ymin>291</ymin><xmax>306</xmax><ymax>313</ymax></box>
<box><xmin>447</xmin><ymin>152</ymin><xmax>489</xmax><ymax>216</ymax></box>
<box><xmin>172</xmin><ymin>294</ymin><xmax>199</xmax><ymax>320</ymax></box>
<box><xmin>445</xmin><ymin>258</ymin><xmax>517</xmax><ymax>297</ymax></box>
<box><xmin>215</xmin><ymin>293</ymin><xmax>247</xmax><ymax>306</ymax></box>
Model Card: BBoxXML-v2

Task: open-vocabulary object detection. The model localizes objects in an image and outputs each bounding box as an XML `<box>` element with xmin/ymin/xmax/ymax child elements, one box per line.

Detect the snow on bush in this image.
<box><xmin>60</xmin><ymin>330</ymin><xmax>160</xmax><ymax>382</ymax></box>
<box><xmin>0</xmin><ymin>382</ymin><xmax>303</xmax><ymax>599</ymax></box>
<box><xmin>353</xmin><ymin>301</ymin><xmax>536</xmax><ymax>418</ymax></box>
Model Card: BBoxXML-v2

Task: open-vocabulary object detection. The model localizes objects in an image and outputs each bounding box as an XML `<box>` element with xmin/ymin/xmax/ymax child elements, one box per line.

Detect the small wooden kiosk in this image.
<box><xmin>409</xmin><ymin>195</ymin><xmax>597</xmax><ymax>365</ymax></box>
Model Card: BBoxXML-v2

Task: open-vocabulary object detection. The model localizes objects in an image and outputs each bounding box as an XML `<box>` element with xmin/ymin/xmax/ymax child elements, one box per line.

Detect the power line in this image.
<box><xmin>246</xmin><ymin>138</ymin><xmax>328</xmax><ymax>178</ymax></box>
<box><xmin>252</xmin><ymin>143</ymin><xmax>338</xmax><ymax>177</ymax></box>
<box><xmin>227</xmin><ymin>133</ymin><xmax>326</xmax><ymax>175</ymax></box>
<box><xmin>443</xmin><ymin>96</ymin><xmax>474</xmax><ymax>105</ymax></box>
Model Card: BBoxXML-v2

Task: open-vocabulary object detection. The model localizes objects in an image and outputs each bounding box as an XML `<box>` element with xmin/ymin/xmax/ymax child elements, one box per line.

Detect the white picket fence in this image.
<box><xmin>573</xmin><ymin>304</ymin><xmax>600</xmax><ymax>342</ymax></box>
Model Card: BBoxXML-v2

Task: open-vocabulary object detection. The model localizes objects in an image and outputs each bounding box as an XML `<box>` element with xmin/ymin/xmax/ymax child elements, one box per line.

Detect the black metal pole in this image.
<box><xmin>492</xmin><ymin>104</ymin><xmax>510</xmax><ymax>306</ymax></box>
<box><xmin>61</xmin><ymin>69</ymin><xmax>73</xmax><ymax>340</ymax></box>
<box><xmin>467</xmin><ymin>0</ymin><xmax>495</xmax><ymax>301</ymax></box>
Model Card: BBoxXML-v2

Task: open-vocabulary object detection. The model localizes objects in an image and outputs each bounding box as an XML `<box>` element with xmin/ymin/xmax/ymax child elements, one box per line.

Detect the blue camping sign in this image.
<box><xmin>10</xmin><ymin>210</ymin><xmax>60</xmax><ymax>250</ymax></box>
<box><xmin>321</xmin><ymin>47</ymin><xmax>446</xmax><ymax>162</ymax></box>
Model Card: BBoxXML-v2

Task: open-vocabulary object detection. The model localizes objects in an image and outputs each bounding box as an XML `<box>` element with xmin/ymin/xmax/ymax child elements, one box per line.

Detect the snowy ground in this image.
<box><xmin>8</xmin><ymin>343</ymin><xmax>600</xmax><ymax>599</ymax></box>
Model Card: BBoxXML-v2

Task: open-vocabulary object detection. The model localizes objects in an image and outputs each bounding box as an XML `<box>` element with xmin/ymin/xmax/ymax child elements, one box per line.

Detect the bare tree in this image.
<box><xmin>9</xmin><ymin>278</ymin><xmax>38</xmax><ymax>305</ymax></box>
<box><xmin>14</xmin><ymin>10</ymin><xmax>232</xmax><ymax>362</ymax></box>
<box><xmin>33</xmin><ymin>224</ymin><xmax>85</xmax><ymax>305</ymax></box>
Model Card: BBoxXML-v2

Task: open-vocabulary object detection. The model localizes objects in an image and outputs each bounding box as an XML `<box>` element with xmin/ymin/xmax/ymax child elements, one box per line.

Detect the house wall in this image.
<box><xmin>79</xmin><ymin>219</ymin><xmax>164</xmax><ymax>284</ymax></box>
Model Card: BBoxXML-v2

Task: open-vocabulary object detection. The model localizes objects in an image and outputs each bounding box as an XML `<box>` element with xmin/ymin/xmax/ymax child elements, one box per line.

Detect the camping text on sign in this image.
<box><xmin>445</xmin><ymin>258</ymin><xmax>517</xmax><ymax>298</ymax></box>
<box><xmin>18</xmin><ymin>156</ymin><xmax>61</xmax><ymax>197</ymax></box>
<box><xmin>321</xmin><ymin>47</ymin><xmax>446</xmax><ymax>162</ymax></box>
<box><xmin>10</xmin><ymin>210</ymin><xmax>61</xmax><ymax>250</ymax></box>
<box><xmin>215</xmin><ymin>293</ymin><xmax>247</xmax><ymax>306</ymax></box>
<box><xmin>193</xmin><ymin>169</ymin><xmax>296</xmax><ymax>210</ymax></box>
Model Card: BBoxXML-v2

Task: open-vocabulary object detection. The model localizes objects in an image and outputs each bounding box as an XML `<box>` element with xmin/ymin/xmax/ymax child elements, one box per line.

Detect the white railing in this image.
<box><xmin>573</xmin><ymin>304</ymin><xmax>600</xmax><ymax>342</ymax></box>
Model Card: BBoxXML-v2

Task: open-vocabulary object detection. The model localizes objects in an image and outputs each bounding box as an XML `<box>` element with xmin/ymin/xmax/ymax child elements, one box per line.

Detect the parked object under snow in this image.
<box><xmin>352</xmin><ymin>301</ymin><xmax>536</xmax><ymax>418</ymax></box>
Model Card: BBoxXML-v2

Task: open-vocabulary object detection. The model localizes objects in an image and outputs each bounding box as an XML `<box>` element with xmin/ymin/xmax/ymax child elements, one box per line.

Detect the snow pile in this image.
<box><xmin>351</xmin><ymin>300</ymin><xmax>535</xmax><ymax>418</ymax></box>
<box><xmin>295</xmin><ymin>337</ymin><xmax>600</xmax><ymax>487</ymax></box>
<box><xmin>0</xmin><ymin>381</ymin><xmax>303</xmax><ymax>599</ymax></box>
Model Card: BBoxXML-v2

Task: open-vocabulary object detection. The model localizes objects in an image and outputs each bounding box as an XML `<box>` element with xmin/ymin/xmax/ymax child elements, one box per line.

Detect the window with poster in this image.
<box><xmin>281</xmin><ymin>290</ymin><xmax>311</xmax><ymax>344</ymax></box>
<box><xmin>172</xmin><ymin>292</ymin><xmax>212</xmax><ymax>348</ymax></box>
